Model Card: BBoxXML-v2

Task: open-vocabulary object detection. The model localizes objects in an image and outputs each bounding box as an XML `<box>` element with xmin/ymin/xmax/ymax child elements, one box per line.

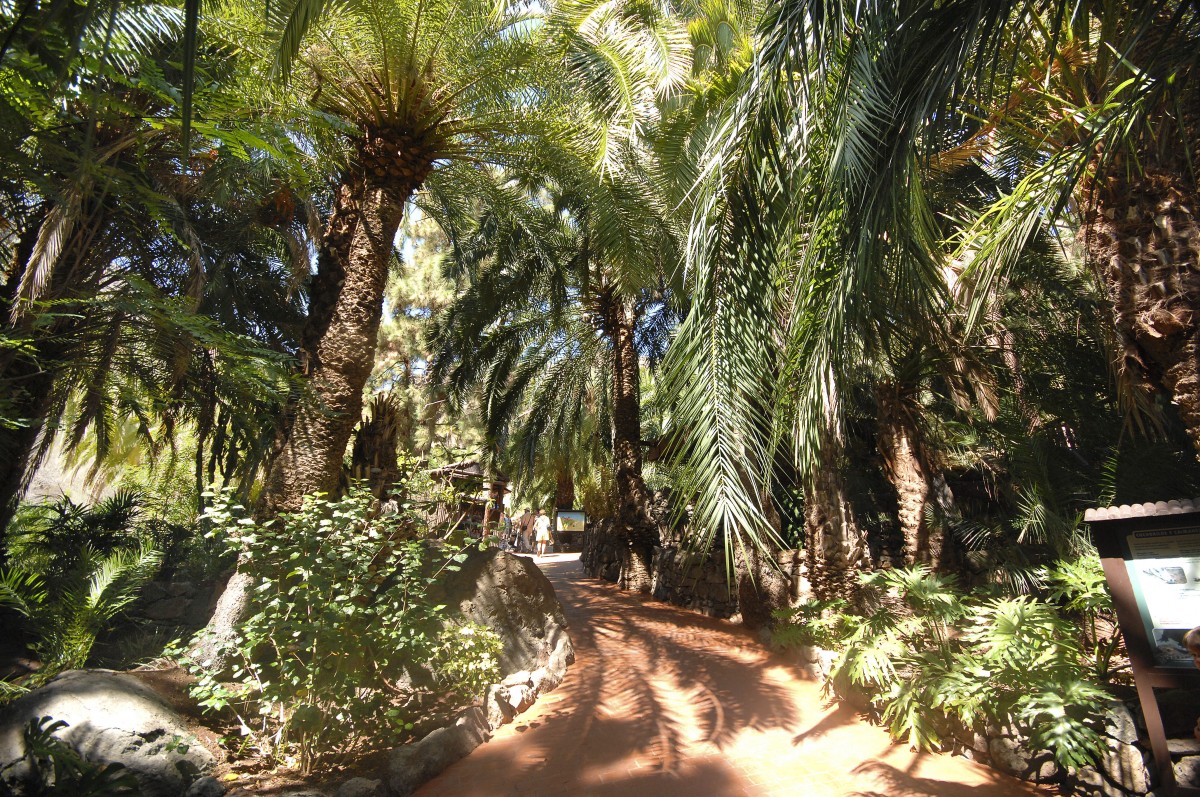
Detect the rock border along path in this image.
<box><xmin>415</xmin><ymin>553</ymin><xmax>1045</xmax><ymax>797</ymax></box>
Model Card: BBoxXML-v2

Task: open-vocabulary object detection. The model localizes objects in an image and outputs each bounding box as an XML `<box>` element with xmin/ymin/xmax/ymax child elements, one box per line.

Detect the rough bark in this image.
<box><xmin>875</xmin><ymin>382</ymin><xmax>948</xmax><ymax>568</ymax></box>
<box><xmin>350</xmin><ymin>392</ymin><xmax>404</xmax><ymax>499</ymax></box>
<box><xmin>259</xmin><ymin>175</ymin><xmax>410</xmax><ymax>513</ymax></box>
<box><xmin>804</xmin><ymin>448</ymin><xmax>871</xmax><ymax>602</ymax></box>
<box><xmin>554</xmin><ymin>468</ymin><xmax>575</xmax><ymax>510</ymax></box>
<box><xmin>598</xmin><ymin>288</ymin><xmax>657</xmax><ymax>592</ymax></box>
<box><xmin>199</xmin><ymin>128</ymin><xmax>433</xmax><ymax>670</ymax></box>
<box><xmin>483</xmin><ymin>478</ymin><xmax>506</xmax><ymax>534</ymax></box>
<box><xmin>733</xmin><ymin>490</ymin><xmax>791</xmax><ymax>628</ymax></box>
<box><xmin>1085</xmin><ymin>169</ymin><xmax>1200</xmax><ymax>457</ymax></box>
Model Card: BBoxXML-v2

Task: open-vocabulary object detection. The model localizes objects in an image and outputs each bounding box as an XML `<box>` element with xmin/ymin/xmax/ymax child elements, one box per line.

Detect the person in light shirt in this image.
<box><xmin>534</xmin><ymin>509</ymin><xmax>552</xmax><ymax>557</ymax></box>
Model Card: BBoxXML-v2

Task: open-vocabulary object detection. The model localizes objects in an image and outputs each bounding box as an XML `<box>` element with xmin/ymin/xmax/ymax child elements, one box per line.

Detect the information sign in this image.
<box><xmin>1125</xmin><ymin>526</ymin><xmax>1200</xmax><ymax>667</ymax></box>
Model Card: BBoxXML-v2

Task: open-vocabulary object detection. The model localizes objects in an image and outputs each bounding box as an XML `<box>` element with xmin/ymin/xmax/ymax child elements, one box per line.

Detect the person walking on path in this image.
<box><xmin>534</xmin><ymin>509</ymin><xmax>552</xmax><ymax>556</ymax></box>
<box><xmin>516</xmin><ymin>509</ymin><xmax>535</xmax><ymax>553</ymax></box>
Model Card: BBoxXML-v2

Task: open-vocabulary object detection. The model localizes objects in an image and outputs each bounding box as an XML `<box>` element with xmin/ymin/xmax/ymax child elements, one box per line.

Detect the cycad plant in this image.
<box><xmin>241</xmin><ymin>0</ymin><xmax>555</xmax><ymax>514</ymax></box>
<box><xmin>0</xmin><ymin>541</ymin><xmax>161</xmax><ymax>684</ymax></box>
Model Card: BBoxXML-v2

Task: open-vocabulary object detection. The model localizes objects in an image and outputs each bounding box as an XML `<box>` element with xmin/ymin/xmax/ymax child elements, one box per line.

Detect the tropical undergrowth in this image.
<box><xmin>176</xmin><ymin>486</ymin><xmax>502</xmax><ymax>773</ymax></box>
<box><xmin>774</xmin><ymin>560</ymin><xmax>1123</xmax><ymax>771</ymax></box>
<box><xmin>0</xmin><ymin>492</ymin><xmax>166</xmax><ymax>697</ymax></box>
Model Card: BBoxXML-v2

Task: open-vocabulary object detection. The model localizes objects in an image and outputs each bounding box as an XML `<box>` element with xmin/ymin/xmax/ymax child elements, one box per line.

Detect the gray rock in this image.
<box><xmin>1105</xmin><ymin>701</ymin><xmax>1140</xmax><ymax>745</ymax></box>
<box><xmin>1169</xmin><ymin>737</ymin><xmax>1200</xmax><ymax>757</ymax></box>
<box><xmin>143</xmin><ymin>596</ymin><xmax>191</xmax><ymax>621</ymax></box>
<box><xmin>336</xmin><ymin>777</ymin><xmax>383</xmax><ymax>797</ymax></box>
<box><xmin>1097</xmin><ymin>734</ymin><xmax>1149</xmax><ymax>794</ymax></box>
<box><xmin>988</xmin><ymin>729</ymin><xmax>1056</xmax><ymax>782</ymax></box>
<box><xmin>988</xmin><ymin>735</ymin><xmax>1032</xmax><ymax>778</ymax></box>
<box><xmin>0</xmin><ymin>670</ymin><xmax>216</xmax><ymax>797</ymax></box>
<box><xmin>505</xmin><ymin>684</ymin><xmax>534</xmax><ymax>714</ymax></box>
<box><xmin>167</xmin><ymin>582</ymin><xmax>195</xmax><ymax>598</ymax></box>
<box><xmin>385</xmin><ymin>707</ymin><xmax>490</xmax><ymax>797</ymax></box>
<box><xmin>141</xmin><ymin>582</ymin><xmax>170</xmax><ymax>604</ymax></box>
<box><xmin>484</xmin><ymin>685</ymin><xmax>514</xmax><ymax>730</ymax></box>
<box><xmin>431</xmin><ymin>548</ymin><xmax>574</xmax><ymax>681</ymax></box>
<box><xmin>185</xmin><ymin>775</ymin><xmax>227</xmax><ymax>797</ymax></box>
<box><xmin>1177</xmin><ymin>754</ymin><xmax>1200</xmax><ymax>788</ymax></box>
<box><xmin>501</xmin><ymin>671</ymin><xmax>532</xmax><ymax>688</ymax></box>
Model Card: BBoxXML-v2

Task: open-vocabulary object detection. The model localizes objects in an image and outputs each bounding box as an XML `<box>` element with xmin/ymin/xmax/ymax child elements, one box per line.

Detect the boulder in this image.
<box><xmin>0</xmin><ymin>669</ymin><xmax>216</xmax><ymax>797</ymax></box>
<box><xmin>383</xmin><ymin>706</ymin><xmax>490</xmax><ymax>797</ymax></box>
<box><xmin>185</xmin><ymin>776</ymin><xmax>228</xmax><ymax>797</ymax></box>
<box><xmin>986</xmin><ymin>733</ymin><xmax>1057</xmax><ymax>783</ymax></box>
<box><xmin>1177</xmin><ymin>754</ymin><xmax>1200</xmax><ymax>787</ymax></box>
<box><xmin>431</xmin><ymin>548</ymin><xmax>574</xmax><ymax>694</ymax></box>
<box><xmin>336</xmin><ymin>776</ymin><xmax>383</xmax><ymax>797</ymax></box>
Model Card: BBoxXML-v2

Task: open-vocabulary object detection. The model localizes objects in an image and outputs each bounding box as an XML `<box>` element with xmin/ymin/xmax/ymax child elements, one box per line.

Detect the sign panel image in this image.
<box><xmin>557</xmin><ymin>511</ymin><xmax>586</xmax><ymax>533</ymax></box>
<box><xmin>1125</xmin><ymin>526</ymin><xmax>1200</xmax><ymax>667</ymax></box>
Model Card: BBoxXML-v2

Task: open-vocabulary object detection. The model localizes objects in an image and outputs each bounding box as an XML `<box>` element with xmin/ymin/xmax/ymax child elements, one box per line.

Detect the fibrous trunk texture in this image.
<box><xmin>733</xmin><ymin>489</ymin><xmax>790</xmax><ymax>628</ymax></box>
<box><xmin>875</xmin><ymin>383</ymin><xmax>946</xmax><ymax>568</ymax></box>
<box><xmin>259</xmin><ymin>175</ymin><xmax>410</xmax><ymax>513</ymax></box>
<box><xmin>600</xmin><ymin>289</ymin><xmax>657</xmax><ymax>592</ymax></box>
<box><xmin>804</xmin><ymin>451</ymin><xmax>871</xmax><ymax>601</ymax></box>
<box><xmin>1086</xmin><ymin>169</ymin><xmax>1200</xmax><ymax>457</ymax></box>
<box><xmin>555</xmin><ymin>468</ymin><xmax>575</xmax><ymax>510</ymax></box>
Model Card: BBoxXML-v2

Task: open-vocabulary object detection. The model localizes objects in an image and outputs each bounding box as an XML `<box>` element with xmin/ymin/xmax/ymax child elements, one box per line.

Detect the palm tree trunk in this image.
<box><xmin>260</xmin><ymin>175</ymin><xmax>409</xmax><ymax>512</ymax></box>
<box><xmin>599</xmin><ymin>288</ymin><xmax>657</xmax><ymax>592</ymax></box>
<box><xmin>555</xmin><ymin>467</ymin><xmax>575</xmax><ymax>510</ymax></box>
<box><xmin>198</xmin><ymin>167</ymin><xmax>414</xmax><ymax>671</ymax></box>
<box><xmin>1087</xmin><ymin>169</ymin><xmax>1200</xmax><ymax>456</ymax></box>
<box><xmin>734</xmin><ymin>488</ymin><xmax>791</xmax><ymax>628</ymax></box>
<box><xmin>804</xmin><ymin>446</ymin><xmax>871</xmax><ymax>601</ymax></box>
<box><xmin>875</xmin><ymin>382</ymin><xmax>947</xmax><ymax>568</ymax></box>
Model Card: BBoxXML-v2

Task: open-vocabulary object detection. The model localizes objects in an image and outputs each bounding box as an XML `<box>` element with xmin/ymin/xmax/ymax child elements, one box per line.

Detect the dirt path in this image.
<box><xmin>415</xmin><ymin>553</ymin><xmax>1045</xmax><ymax>797</ymax></box>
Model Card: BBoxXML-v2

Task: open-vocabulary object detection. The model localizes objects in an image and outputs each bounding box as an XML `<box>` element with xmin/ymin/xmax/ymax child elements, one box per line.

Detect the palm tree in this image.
<box><xmin>665</xmin><ymin>0</ymin><xmax>1200</xmax><ymax>595</ymax></box>
<box><xmin>245</xmin><ymin>0</ymin><xmax>553</xmax><ymax>515</ymax></box>
<box><xmin>429</xmin><ymin>169</ymin><xmax>682</xmax><ymax>589</ymax></box>
<box><xmin>0</xmin><ymin>20</ymin><xmax>310</xmax><ymax>537</ymax></box>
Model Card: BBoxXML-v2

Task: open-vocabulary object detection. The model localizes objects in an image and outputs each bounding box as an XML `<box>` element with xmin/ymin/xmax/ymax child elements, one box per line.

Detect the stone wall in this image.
<box><xmin>131</xmin><ymin>579</ymin><xmax>220</xmax><ymax>630</ymax></box>
<box><xmin>581</xmin><ymin>518</ymin><xmax>805</xmax><ymax>621</ymax></box>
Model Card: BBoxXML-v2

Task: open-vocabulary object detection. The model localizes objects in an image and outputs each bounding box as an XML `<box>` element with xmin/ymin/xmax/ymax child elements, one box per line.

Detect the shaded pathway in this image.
<box><xmin>415</xmin><ymin>554</ymin><xmax>1044</xmax><ymax>797</ymax></box>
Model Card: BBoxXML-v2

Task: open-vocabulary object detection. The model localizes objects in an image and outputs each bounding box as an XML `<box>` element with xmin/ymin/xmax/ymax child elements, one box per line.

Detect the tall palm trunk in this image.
<box><xmin>1086</xmin><ymin>169</ymin><xmax>1200</xmax><ymax>456</ymax></box>
<box><xmin>875</xmin><ymin>381</ymin><xmax>948</xmax><ymax>568</ymax></box>
<box><xmin>198</xmin><ymin>139</ymin><xmax>429</xmax><ymax>670</ymax></box>
<box><xmin>555</xmin><ymin>467</ymin><xmax>575</xmax><ymax>509</ymax></box>
<box><xmin>598</xmin><ymin>288</ymin><xmax>657</xmax><ymax>592</ymax></box>
<box><xmin>804</xmin><ymin>444</ymin><xmax>871</xmax><ymax>601</ymax></box>
<box><xmin>260</xmin><ymin>174</ymin><xmax>410</xmax><ymax>512</ymax></box>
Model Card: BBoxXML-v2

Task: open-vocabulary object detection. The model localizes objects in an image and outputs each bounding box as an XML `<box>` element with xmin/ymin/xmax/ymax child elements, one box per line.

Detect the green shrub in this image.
<box><xmin>1045</xmin><ymin>555</ymin><xmax>1126</xmax><ymax>684</ymax></box>
<box><xmin>777</xmin><ymin>566</ymin><xmax>1111</xmax><ymax>770</ymax></box>
<box><xmin>771</xmin><ymin>598</ymin><xmax>850</xmax><ymax>649</ymax></box>
<box><xmin>0</xmin><ymin>542</ymin><xmax>162</xmax><ymax>687</ymax></box>
<box><xmin>179</xmin><ymin>487</ymin><xmax>501</xmax><ymax>772</ymax></box>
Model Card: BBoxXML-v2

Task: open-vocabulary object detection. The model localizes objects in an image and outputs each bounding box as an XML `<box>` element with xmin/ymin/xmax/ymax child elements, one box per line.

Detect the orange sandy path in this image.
<box><xmin>415</xmin><ymin>553</ymin><xmax>1046</xmax><ymax>797</ymax></box>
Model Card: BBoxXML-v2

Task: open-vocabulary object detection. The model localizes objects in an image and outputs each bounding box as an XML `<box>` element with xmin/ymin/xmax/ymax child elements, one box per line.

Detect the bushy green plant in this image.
<box><xmin>0</xmin><ymin>542</ymin><xmax>162</xmax><ymax>686</ymax></box>
<box><xmin>179</xmin><ymin>487</ymin><xmax>500</xmax><ymax>772</ymax></box>
<box><xmin>1045</xmin><ymin>555</ymin><xmax>1125</xmax><ymax>683</ymax></box>
<box><xmin>771</xmin><ymin>598</ymin><xmax>850</xmax><ymax>649</ymax></box>
<box><xmin>827</xmin><ymin>567</ymin><xmax>1109</xmax><ymax>770</ymax></box>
